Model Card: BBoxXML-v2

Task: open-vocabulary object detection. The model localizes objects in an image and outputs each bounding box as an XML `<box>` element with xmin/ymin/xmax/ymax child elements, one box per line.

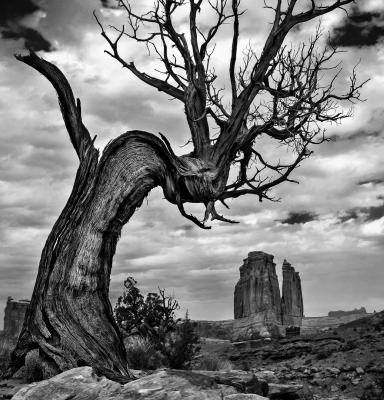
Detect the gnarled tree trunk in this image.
<box><xmin>7</xmin><ymin>54</ymin><xmax>194</xmax><ymax>382</ymax></box>
<box><xmin>10</xmin><ymin>130</ymin><xmax>176</xmax><ymax>381</ymax></box>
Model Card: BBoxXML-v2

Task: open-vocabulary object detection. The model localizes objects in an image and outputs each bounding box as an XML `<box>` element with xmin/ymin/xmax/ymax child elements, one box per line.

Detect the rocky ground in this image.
<box><xmin>200</xmin><ymin>311</ymin><xmax>384</xmax><ymax>399</ymax></box>
<box><xmin>1</xmin><ymin>311</ymin><xmax>383</xmax><ymax>399</ymax></box>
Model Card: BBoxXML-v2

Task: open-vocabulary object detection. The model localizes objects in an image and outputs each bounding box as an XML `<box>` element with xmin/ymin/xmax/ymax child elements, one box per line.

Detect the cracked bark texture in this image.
<box><xmin>6</xmin><ymin>54</ymin><xmax>191</xmax><ymax>382</ymax></box>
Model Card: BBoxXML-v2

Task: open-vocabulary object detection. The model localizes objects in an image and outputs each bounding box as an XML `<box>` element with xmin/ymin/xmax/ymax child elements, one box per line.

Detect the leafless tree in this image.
<box><xmin>8</xmin><ymin>0</ymin><xmax>365</xmax><ymax>382</ymax></box>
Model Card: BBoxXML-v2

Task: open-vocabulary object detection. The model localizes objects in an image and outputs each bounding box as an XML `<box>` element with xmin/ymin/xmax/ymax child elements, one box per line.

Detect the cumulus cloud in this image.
<box><xmin>330</xmin><ymin>5</ymin><xmax>384</xmax><ymax>47</ymax></box>
<box><xmin>0</xmin><ymin>0</ymin><xmax>52</xmax><ymax>52</ymax></box>
<box><xmin>337</xmin><ymin>200</ymin><xmax>384</xmax><ymax>224</ymax></box>
<box><xmin>278</xmin><ymin>212</ymin><xmax>319</xmax><ymax>225</ymax></box>
<box><xmin>358</xmin><ymin>178</ymin><xmax>384</xmax><ymax>186</ymax></box>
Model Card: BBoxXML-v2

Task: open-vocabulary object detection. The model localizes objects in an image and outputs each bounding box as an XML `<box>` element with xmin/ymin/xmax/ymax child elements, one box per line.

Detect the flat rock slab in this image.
<box><xmin>12</xmin><ymin>367</ymin><xmax>121</xmax><ymax>400</ymax></box>
<box><xmin>225</xmin><ymin>395</ymin><xmax>268</xmax><ymax>400</ymax></box>
<box><xmin>268</xmin><ymin>382</ymin><xmax>303</xmax><ymax>395</ymax></box>
<box><xmin>12</xmin><ymin>367</ymin><xmax>269</xmax><ymax>400</ymax></box>
<box><xmin>0</xmin><ymin>378</ymin><xmax>29</xmax><ymax>399</ymax></box>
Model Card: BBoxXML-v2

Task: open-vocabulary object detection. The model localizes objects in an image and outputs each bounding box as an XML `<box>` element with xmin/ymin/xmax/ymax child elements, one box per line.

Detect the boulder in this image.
<box><xmin>11</xmin><ymin>367</ymin><xmax>121</xmax><ymax>400</ymax></box>
<box><xmin>225</xmin><ymin>395</ymin><xmax>268</xmax><ymax>400</ymax></box>
<box><xmin>192</xmin><ymin>370</ymin><xmax>269</xmax><ymax>395</ymax></box>
<box><xmin>12</xmin><ymin>367</ymin><xmax>269</xmax><ymax>400</ymax></box>
<box><xmin>268</xmin><ymin>383</ymin><xmax>304</xmax><ymax>399</ymax></box>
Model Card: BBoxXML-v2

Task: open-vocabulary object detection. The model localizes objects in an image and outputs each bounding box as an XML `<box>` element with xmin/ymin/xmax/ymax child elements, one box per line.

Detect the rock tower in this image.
<box><xmin>234</xmin><ymin>251</ymin><xmax>304</xmax><ymax>332</ymax></box>
<box><xmin>234</xmin><ymin>251</ymin><xmax>282</xmax><ymax>322</ymax></box>
<box><xmin>281</xmin><ymin>260</ymin><xmax>304</xmax><ymax>325</ymax></box>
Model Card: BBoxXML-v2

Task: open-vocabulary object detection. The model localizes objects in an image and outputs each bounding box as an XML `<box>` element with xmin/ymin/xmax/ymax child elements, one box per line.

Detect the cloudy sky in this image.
<box><xmin>1</xmin><ymin>0</ymin><xmax>384</xmax><ymax>327</ymax></box>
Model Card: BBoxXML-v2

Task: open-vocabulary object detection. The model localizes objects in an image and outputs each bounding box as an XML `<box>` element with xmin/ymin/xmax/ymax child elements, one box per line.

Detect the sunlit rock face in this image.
<box><xmin>281</xmin><ymin>260</ymin><xmax>304</xmax><ymax>326</ymax></box>
<box><xmin>234</xmin><ymin>251</ymin><xmax>282</xmax><ymax>322</ymax></box>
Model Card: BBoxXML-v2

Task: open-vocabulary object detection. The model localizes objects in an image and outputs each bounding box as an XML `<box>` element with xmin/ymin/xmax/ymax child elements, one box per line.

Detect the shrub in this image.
<box><xmin>315</xmin><ymin>348</ymin><xmax>333</xmax><ymax>360</ymax></box>
<box><xmin>116</xmin><ymin>278</ymin><xmax>201</xmax><ymax>369</ymax></box>
<box><xmin>24</xmin><ymin>349</ymin><xmax>44</xmax><ymax>382</ymax></box>
<box><xmin>0</xmin><ymin>335</ymin><xmax>15</xmax><ymax>362</ymax></box>
<box><xmin>125</xmin><ymin>336</ymin><xmax>164</xmax><ymax>370</ymax></box>
<box><xmin>163</xmin><ymin>313</ymin><xmax>200</xmax><ymax>369</ymax></box>
<box><xmin>114</xmin><ymin>277</ymin><xmax>179</xmax><ymax>340</ymax></box>
<box><xmin>343</xmin><ymin>339</ymin><xmax>357</xmax><ymax>351</ymax></box>
<box><xmin>195</xmin><ymin>353</ymin><xmax>233</xmax><ymax>371</ymax></box>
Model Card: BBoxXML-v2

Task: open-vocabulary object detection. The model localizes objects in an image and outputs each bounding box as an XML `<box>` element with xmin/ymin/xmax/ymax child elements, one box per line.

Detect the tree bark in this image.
<box><xmin>8</xmin><ymin>128</ymin><xmax>179</xmax><ymax>382</ymax></box>
<box><xmin>5</xmin><ymin>52</ymin><xmax>229</xmax><ymax>382</ymax></box>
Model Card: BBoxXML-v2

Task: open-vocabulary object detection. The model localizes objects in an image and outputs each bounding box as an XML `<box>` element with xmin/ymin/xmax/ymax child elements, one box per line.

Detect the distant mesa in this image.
<box><xmin>328</xmin><ymin>307</ymin><xmax>367</xmax><ymax>318</ymax></box>
<box><xmin>0</xmin><ymin>297</ymin><xmax>30</xmax><ymax>363</ymax></box>
<box><xmin>1</xmin><ymin>296</ymin><xmax>29</xmax><ymax>339</ymax></box>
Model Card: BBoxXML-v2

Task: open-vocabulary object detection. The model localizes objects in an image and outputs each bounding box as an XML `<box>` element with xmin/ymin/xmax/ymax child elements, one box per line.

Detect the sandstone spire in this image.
<box><xmin>234</xmin><ymin>251</ymin><xmax>281</xmax><ymax>321</ymax></box>
<box><xmin>281</xmin><ymin>260</ymin><xmax>304</xmax><ymax>325</ymax></box>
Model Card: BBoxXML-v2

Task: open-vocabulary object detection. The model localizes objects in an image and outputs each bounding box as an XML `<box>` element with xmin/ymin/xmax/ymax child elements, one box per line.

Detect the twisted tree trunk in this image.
<box><xmin>7</xmin><ymin>53</ymin><xmax>195</xmax><ymax>382</ymax></box>
<box><xmin>10</xmin><ymin>130</ymin><xmax>177</xmax><ymax>381</ymax></box>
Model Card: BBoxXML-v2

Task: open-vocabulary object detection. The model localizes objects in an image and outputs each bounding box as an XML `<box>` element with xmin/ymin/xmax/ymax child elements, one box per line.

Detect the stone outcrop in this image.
<box><xmin>301</xmin><ymin>312</ymin><xmax>372</xmax><ymax>334</ymax></box>
<box><xmin>232</xmin><ymin>313</ymin><xmax>283</xmax><ymax>341</ymax></box>
<box><xmin>3</xmin><ymin>297</ymin><xmax>29</xmax><ymax>338</ymax></box>
<box><xmin>281</xmin><ymin>260</ymin><xmax>304</xmax><ymax>326</ymax></box>
<box><xmin>234</xmin><ymin>252</ymin><xmax>281</xmax><ymax>322</ymax></box>
<box><xmin>0</xmin><ymin>297</ymin><xmax>30</xmax><ymax>364</ymax></box>
<box><xmin>193</xmin><ymin>320</ymin><xmax>234</xmax><ymax>340</ymax></box>
<box><xmin>12</xmin><ymin>367</ymin><xmax>270</xmax><ymax>400</ymax></box>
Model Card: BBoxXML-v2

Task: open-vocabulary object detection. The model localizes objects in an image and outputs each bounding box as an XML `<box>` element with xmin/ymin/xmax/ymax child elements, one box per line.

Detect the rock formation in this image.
<box><xmin>3</xmin><ymin>297</ymin><xmax>29</xmax><ymax>338</ymax></box>
<box><xmin>281</xmin><ymin>260</ymin><xmax>304</xmax><ymax>326</ymax></box>
<box><xmin>233</xmin><ymin>252</ymin><xmax>304</xmax><ymax>339</ymax></box>
<box><xmin>12</xmin><ymin>366</ymin><xmax>269</xmax><ymax>400</ymax></box>
<box><xmin>234</xmin><ymin>251</ymin><xmax>281</xmax><ymax>322</ymax></box>
<box><xmin>328</xmin><ymin>307</ymin><xmax>367</xmax><ymax>318</ymax></box>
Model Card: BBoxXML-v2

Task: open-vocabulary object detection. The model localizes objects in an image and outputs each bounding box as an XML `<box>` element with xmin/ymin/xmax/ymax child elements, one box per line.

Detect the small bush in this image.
<box><xmin>24</xmin><ymin>349</ymin><xmax>44</xmax><ymax>382</ymax></box>
<box><xmin>315</xmin><ymin>348</ymin><xmax>333</xmax><ymax>360</ymax></box>
<box><xmin>195</xmin><ymin>353</ymin><xmax>233</xmax><ymax>371</ymax></box>
<box><xmin>163</xmin><ymin>315</ymin><xmax>200</xmax><ymax>369</ymax></box>
<box><xmin>361</xmin><ymin>387</ymin><xmax>383</xmax><ymax>400</ymax></box>
<box><xmin>0</xmin><ymin>335</ymin><xmax>15</xmax><ymax>362</ymax></box>
<box><xmin>116</xmin><ymin>278</ymin><xmax>200</xmax><ymax>370</ymax></box>
<box><xmin>125</xmin><ymin>336</ymin><xmax>164</xmax><ymax>370</ymax></box>
<box><xmin>343</xmin><ymin>339</ymin><xmax>357</xmax><ymax>351</ymax></box>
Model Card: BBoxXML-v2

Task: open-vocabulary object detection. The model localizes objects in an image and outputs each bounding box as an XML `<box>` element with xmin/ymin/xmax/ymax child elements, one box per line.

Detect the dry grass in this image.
<box><xmin>194</xmin><ymin>353</ymin><xmax>233</xmax><ymax>371</ymax></box>
<box><xmin>124</xmin><ymin>336</ymin><xmax>164</xmax><ymax>370</ymax></box>
<box><xmin>24</xmin><ymin>349</ymin><xmax>44</xmax><ymax>382</ymax></box>
<box><xmin>0</xmin><ymin>335</ymin><xmax>15</xmax><ymax>371</ymax></box>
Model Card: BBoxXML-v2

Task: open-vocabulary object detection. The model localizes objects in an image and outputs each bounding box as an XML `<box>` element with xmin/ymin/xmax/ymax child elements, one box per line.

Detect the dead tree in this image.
<box><xmin>8</xmin><ymin>0</ymin><xmax>365</xmax><ymax>381</ymax></box>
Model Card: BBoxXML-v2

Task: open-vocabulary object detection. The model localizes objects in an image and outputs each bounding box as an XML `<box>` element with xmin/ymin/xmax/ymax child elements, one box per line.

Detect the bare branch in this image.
<box><xmin>230</xmin><ymin>0</ymin><xmax>240</xmax><ymax>107</ymax></box>
<box><xmin>94</xmin><ymin>11</ymin><xmax>185</xmax><ymax>101</ymax></box>
<box><xmin>15</xmin><ymin>51</ymin><xmax>96</xmax><ymax>161</ymax></box>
